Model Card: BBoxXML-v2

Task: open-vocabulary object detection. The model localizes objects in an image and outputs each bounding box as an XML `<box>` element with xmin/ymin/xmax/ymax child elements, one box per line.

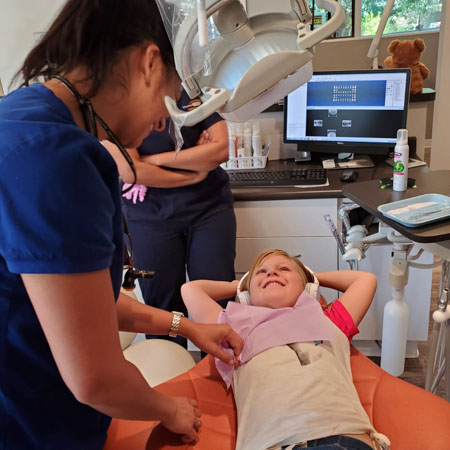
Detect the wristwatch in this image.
<box><xmin>169</xmin><ymin>311</ymin><xmax>184</xmax><ymax>337</ymax></box>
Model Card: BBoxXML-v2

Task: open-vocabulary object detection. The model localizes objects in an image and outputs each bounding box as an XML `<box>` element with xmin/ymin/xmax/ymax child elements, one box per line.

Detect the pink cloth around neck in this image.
<box><xmin>215</xmin><ymin>291</ymin><xmax>335</xmax><ymax>388</ymax></box>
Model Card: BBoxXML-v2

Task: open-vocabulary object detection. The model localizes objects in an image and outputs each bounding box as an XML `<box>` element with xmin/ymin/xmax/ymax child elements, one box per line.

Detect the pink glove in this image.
<box><xmin>122</xmin><ymin>184</ymin><xmax>148</xmax><ymax>204</ymax></box>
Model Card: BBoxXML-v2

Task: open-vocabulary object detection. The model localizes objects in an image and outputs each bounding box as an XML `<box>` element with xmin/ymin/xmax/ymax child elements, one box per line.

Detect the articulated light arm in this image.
<box><xmin>367</xmin><ymin>0</ymin><xmax>395</xmax><ymax>69</ymax></box>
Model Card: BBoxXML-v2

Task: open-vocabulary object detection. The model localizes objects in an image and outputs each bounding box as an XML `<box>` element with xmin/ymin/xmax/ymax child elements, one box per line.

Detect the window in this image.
<box><xmin>310</xmin><ymin>0</ymin><xmax>442</xmax><ymax>38</ymax></box>
<box><xmin>309</xmin><ymin>0</ymin><xmax>354</xmax><ymax>37</ymax></box>
<box><xmin>361</xmin><ymin>0</ymin><xmax>442</xmax><ymax>35</ymax></box>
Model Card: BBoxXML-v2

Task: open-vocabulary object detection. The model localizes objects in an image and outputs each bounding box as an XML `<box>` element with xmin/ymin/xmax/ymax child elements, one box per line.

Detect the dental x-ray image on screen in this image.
<box><xmin>283</xmin><ymin>69</ymin><xmax>410</xmax><ymax>157</ymax></box>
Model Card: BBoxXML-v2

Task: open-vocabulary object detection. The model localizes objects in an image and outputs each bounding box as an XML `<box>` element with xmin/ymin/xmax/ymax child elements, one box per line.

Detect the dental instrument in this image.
<box><xmin>324</xmin><ymin>214</ymin><xmax>346</xmax><ymax>256</ymax></box>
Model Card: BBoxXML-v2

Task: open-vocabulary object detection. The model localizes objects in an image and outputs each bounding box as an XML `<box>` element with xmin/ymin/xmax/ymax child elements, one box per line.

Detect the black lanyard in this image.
<box><xmin>51</xmin><ymin>74</ymin><xmax>137</xmax><ymax>194</ymax></box>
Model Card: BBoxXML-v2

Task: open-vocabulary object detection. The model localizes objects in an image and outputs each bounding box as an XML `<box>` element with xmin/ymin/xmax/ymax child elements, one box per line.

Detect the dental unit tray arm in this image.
<box><xmin>160</xmin><ymin>0</ymin><xmax>345</xmax><ymax>126</ymax></box>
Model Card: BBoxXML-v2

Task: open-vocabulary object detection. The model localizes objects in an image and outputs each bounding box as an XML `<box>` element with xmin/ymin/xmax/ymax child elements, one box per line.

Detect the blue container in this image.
<box><xmin>378</xmin><ymin>193</ymin><xmax>450</xmax><ymax>227</ymax></box>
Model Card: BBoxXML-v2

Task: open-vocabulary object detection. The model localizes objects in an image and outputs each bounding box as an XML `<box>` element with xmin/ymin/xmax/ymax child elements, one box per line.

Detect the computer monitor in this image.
<box><xmin>283</xmin><ymin>69</ymin><xmax>411</xmax><ymax>163</ymax></box>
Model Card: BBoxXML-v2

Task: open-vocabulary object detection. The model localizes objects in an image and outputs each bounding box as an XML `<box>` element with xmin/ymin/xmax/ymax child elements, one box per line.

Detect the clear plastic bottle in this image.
<box><xmin>243</xmin><ymin>123</ymin><xmax>252</xmax><ymax>157</ymax></box>
<box><xmin>252</xmin><ymin>122</ymin><xmax>263</xmax><ymax>156</ymax></box>
<box><xmin>393</xmin><ymin>129</ymin><xmax>409</xmax><ymax>192</ymax></box>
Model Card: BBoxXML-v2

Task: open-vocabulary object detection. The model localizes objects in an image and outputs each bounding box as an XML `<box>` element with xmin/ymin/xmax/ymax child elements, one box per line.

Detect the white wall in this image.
<box><xmin>430</xmin><ymin>0</ymin><xmax>450</xmax><ymax>170</ymax></box>
<box><xmin>0</xmin><ymin>0</ymin><xmax>64</xmax><ymax>93</ymax></box>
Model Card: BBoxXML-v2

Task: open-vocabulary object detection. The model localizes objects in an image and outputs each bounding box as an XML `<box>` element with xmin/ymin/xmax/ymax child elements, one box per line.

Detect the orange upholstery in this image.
<box><xmin>104</xmin><ymin>349</ymin><xmax>450</xmax><ymax>450</ymax></box>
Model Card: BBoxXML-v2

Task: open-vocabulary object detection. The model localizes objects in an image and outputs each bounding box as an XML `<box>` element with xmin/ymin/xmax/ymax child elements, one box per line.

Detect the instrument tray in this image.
<box><xmin>378</xmin><ymin>193</ymin><xmax>450</xmax><ymax>227</ymax></box>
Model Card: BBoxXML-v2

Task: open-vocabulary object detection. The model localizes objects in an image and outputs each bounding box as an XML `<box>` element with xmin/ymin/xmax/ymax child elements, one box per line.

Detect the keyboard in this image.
<box><xmin>227</xmin><ymin>168</ymin><xmax>328</xmax><ymax>187</ymax></box>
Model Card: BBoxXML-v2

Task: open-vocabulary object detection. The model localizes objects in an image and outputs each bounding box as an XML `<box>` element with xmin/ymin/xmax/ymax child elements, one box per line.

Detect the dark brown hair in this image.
<box><xmin>15</xmin><ymin>0</ymin><xmax>175</xmax><ymax>97</ymax></box>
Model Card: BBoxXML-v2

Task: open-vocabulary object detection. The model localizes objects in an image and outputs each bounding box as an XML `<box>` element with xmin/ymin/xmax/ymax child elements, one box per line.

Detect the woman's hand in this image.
<box><xmin>187</xmin><ymin>322</ymin><xmax>243</xmax><ymax>367</ymax></box>
<box><xmin>161</xmin><ymin>397</ymin><xmax>202</xmax><ymax>443</ymax></box>
<box><xmin>196</xmin><ymin>130</ymin><xmax>211</xmax><ymax>146</ymax></box>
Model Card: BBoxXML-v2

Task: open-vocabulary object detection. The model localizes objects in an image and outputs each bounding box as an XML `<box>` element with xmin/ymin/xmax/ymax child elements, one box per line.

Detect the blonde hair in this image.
<box><xmin>241</xmin><ymin>249</ymin><xmax>314</xmax><ymax>293</ymax></box>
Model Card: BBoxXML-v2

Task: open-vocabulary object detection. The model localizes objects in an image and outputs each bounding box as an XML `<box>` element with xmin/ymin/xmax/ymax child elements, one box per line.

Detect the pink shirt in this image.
<box><xmin>323</xmin><ymin>299</ymin><xmax>359</xmax><ymax>340</ymax></box>
<box><xmin>216</xmin><ymin>291</ymin><xmax>358</xmax><ymax>387</ymax></box>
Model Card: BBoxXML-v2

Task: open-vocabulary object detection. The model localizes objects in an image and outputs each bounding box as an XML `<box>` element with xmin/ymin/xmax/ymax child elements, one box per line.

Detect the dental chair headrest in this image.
<box><xmin>235</xmin><ymin>264</ymin><xmax>320</xmax><ymax>305</ymax></box>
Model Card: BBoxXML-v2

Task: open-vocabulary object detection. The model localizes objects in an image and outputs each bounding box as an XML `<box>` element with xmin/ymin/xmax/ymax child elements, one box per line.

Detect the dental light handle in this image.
<box><xmin>165</xmin><ymin>87</ymin><xmax>231</xmax><ymax>127</ymax></box>
<box><xmin>367</xmin><ymin>0</ymin><xmax>395</xmax><ymax>69</ymax></box>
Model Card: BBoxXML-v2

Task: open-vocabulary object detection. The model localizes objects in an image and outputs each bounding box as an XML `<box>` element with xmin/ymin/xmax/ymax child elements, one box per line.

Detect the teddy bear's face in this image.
<box><xmin>391</xmin><ymin>41</ymin><xmax>422</xmax><ymax>65</ymax></box>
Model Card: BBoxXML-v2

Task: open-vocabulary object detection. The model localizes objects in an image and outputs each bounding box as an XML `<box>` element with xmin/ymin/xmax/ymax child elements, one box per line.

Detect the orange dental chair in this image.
<box><xmin>104</xmin><ymin>347</ymin><xmax>450</xmax><ymax>450</ymax></box>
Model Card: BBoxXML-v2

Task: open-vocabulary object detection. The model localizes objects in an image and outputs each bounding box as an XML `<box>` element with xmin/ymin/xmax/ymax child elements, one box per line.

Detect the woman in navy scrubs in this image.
<box><xmin>106</xmin><ymin>90</ymin><xmax>236</xmax><ymax>348</ymax></box>
<box><xmin>0</xmin><ymin>1</ymin><xmax>241</xmax><ymax>448</ymax></box>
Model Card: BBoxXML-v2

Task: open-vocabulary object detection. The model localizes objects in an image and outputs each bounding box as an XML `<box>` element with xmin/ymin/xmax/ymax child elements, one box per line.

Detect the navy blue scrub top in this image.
<box><xmin>123</xmin><ymin>90</ymin><xmax>233</xmax><ymax>224</ymax></box>
<box><xmin>0</xmin><ymin>84</ymin><xmax>124</xmax><ymax>449</ymax></box>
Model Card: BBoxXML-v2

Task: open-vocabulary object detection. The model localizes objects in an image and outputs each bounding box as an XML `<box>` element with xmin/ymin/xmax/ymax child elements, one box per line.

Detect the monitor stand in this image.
<box><xmin>337</xmin><ymin>152</ymin><xmax>354</xmax><ymax>160</ymax></box>
<box><xmin>321</xmin><ymin>153</ymin><xmax>375</xmax><ymax>169</ymax></box>
<box><xmin>294</xmin><ymin>148</ymin><xmax>311</xmax><ymax>162</ymax></box>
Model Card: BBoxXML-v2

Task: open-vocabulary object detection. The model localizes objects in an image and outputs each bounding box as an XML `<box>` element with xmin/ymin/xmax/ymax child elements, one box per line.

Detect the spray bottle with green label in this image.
<box><xmin>393</xmin><ymin>129</ymin><xmax>409</xmax><ymax>192</ymax></box>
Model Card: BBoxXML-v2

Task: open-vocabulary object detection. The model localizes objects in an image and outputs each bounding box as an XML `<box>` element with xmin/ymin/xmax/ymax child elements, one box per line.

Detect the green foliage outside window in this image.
<box><xmin>362</xmin><ymin>0</ymin><xmax>442</xmax><ymax>35</ymax></box>
<box><xmin>309</xmin><ymin>0</ymin><xmax>442</xmax><ymax>38</ymax></box>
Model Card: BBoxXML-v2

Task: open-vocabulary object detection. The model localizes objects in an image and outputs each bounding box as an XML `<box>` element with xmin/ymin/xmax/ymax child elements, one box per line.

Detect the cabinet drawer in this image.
<box><xmin>234</xmin><ymin>199</ymin><xmax>337</xmax><ymax>238</ymax></box>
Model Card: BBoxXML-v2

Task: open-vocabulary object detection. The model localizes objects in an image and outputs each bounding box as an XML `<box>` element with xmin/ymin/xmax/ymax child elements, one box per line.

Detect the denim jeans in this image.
<box><xmin>287</xmin><ymin>435</ymin><xmax>374</xmax><ymax>450</ymax></box>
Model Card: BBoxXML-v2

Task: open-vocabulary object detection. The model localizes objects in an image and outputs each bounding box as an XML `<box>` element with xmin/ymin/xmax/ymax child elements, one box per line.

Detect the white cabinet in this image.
<box><xmin>234</xmin><ymin>198</ymin><xmax>339</xmax><ymax>301</ymax></box>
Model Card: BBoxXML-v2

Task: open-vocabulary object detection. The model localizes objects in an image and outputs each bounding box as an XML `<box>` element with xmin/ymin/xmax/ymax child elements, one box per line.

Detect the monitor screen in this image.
<box><xmin>283</xmin><ymin>69</ymin><xmax>411</xmax><ymax>156</ymax></box>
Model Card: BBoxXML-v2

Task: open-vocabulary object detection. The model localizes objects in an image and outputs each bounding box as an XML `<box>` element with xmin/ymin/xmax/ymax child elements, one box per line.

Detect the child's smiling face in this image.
<box><xmin>249</xmin><ymin>255</ymin><xmax>305</xmax><ymax>308</ymax></box>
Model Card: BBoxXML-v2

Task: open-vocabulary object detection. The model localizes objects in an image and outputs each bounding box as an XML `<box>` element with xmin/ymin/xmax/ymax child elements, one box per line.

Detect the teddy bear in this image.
<box><xmin>384</xmin><ymin>39</ymin><xmax>430</xmax><ymax>94</ymax></box>
<box><xmin>384</xmin><ymin>38</ymin><xmax>430</xmax><ymax>95</ymax></box>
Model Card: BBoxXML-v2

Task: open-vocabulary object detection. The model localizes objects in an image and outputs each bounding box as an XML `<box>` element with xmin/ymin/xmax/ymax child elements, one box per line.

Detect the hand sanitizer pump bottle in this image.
<box><xmin>393</xmin><ymin>129</ymin><xmax>409</xmax><ymax>192</ymax></box>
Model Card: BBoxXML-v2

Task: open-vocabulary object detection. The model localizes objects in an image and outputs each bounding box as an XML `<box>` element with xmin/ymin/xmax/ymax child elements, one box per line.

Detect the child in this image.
<box><xmin>181</xmin><ymin>249</ymin><xmax>390</xmax><ymax>450</ymax></box>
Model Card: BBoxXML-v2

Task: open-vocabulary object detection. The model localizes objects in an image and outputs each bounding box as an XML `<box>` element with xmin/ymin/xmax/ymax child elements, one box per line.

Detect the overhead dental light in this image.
<box><xmin>156</xmin><ymin>0</ymin><xmax>345</xmax><ymax>126</ymax></box>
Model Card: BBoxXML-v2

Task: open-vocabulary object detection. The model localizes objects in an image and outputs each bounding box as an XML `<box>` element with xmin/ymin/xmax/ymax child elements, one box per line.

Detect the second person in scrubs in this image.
<box><xmin>105</xmin><ymin>89</ymin><xmax>236</xmax><ymax>347</ymax></box>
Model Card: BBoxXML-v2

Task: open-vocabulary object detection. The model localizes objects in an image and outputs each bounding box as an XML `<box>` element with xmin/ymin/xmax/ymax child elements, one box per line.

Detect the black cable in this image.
<box><xmin>122</xmin><ymin>216</ymin><xmax>154</xmax><ymax>290</ymax></box>
<box><xmin>94</xmin><ymin>113</ymin><xmax>137</xmax><ymax>193</ymax></box>
<box><xmin>52</xmin><ymin>74</ymin><xmax>98</xmax><ymax>138</ymax></box>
